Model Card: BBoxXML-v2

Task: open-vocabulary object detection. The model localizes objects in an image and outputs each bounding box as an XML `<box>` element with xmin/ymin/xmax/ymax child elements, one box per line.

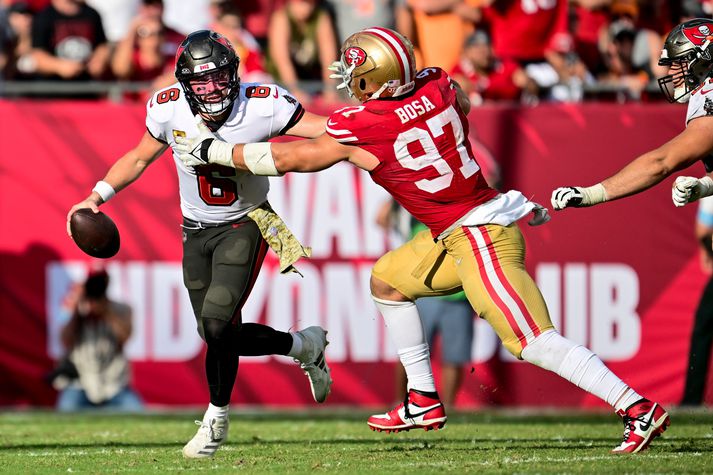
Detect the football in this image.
<box><xmin>69</xmin><ymin>209</ymin><xmax>120</xmax><ymax>258</ymax></box>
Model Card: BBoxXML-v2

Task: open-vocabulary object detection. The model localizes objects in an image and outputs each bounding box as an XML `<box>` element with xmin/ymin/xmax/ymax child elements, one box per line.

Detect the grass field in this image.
<box><xmin>1</xmin><ymin>409</ymin><xmax>712</xmax><ymax>474</ymax></box>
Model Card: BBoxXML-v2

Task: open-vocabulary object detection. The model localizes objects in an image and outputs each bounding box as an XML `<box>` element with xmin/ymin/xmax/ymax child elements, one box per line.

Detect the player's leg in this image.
<box><xmin>449</xmin><ymin>223</ymin><xmax>669</xmax><ymax>454</ymax></box>
<box><xmin>368</xmin><ymin>230</ymin><xmax>462</xmax><ymax>432</ymax></box>
<box><xmin>183</xmin><ymin>220</ymin><xmax>333</xmax><ymax>457</ymax></box>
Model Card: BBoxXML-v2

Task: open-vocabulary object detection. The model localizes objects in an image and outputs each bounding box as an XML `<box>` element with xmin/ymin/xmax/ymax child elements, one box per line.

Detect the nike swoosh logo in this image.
<box><xmin>637</xmin><ymin>405</ymin><xmax>657</xmax><ymax>432</ymax></box>
<box><xmin>618</xmin><ymin>441</ymin><xmax>637</xmax><ymax>450</ymax></box>
<box><xmin>700</xmin><ymin>88</ymin><xmax>713</xmax><ymax>95</ymax></box>
<box><xmin>406</xmin><ymin>403</ymin><xmax>442</xmax><ymax>418</ymax></box>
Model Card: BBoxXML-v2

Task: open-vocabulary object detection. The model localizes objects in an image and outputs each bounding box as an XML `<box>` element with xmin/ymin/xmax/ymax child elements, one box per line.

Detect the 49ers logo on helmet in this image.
<box><xmin>344</xmin><ymin>47</ymin><xmax>367</xmax><ymax>67</ymax></box>
<box><xmin>683</xmin><ymin>23</ymin><xmax>713</xmax><ymax>46</ymax></box>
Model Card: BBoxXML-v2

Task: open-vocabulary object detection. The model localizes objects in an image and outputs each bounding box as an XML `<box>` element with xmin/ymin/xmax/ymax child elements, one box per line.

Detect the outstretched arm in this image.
<box><xmin>552</xmin><ymin>117</ymin><xmax>713</xmax><ymax>210</ymax></box>
<box><xmin>175</xmin><ymin>124</ymin><xmax>358</xmax><ymax>175</ymax></box>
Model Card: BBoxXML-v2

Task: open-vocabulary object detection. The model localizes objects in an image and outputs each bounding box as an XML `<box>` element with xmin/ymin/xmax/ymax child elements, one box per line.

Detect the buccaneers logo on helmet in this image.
<box><xmin>658</xmin><ymin>18</ymin><xmax>713</xmax><ymax>103</ymax></box>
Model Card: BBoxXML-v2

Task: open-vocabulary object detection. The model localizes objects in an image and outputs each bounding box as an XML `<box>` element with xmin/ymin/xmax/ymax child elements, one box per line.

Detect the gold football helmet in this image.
<box><xmin>330</xmin><ymin>27</ymin><xmax>416</xmax><ymax>102</ymax></box>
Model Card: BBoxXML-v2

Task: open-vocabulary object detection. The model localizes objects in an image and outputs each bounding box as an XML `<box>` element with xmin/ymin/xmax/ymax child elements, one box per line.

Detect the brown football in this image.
<box><xmin>69</xmin><ymin>209</ymin><xmax>120</xmax><ymax>258</ymax></box>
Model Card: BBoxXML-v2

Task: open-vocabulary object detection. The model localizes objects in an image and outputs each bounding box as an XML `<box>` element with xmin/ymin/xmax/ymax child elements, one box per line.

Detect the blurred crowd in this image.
<box><xmin>0</xmin><ymin>0</ymin><xmax>709</xmax><ymax>104</ymax></box>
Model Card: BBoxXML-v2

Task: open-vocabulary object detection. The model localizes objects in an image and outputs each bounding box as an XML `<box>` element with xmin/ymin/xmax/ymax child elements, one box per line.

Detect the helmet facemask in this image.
<box><xmin>175</xmin><ymin>30</ymin><xmax>241</xmax><ymax>117</ymax></box>
<box><xmin>658</xmin><ymin>50</ymin><xmax>709</xmax><ymax>103</ymax></box>
<box><xmin>182</xmin><ymin>66</ymin><xmax>239</xmax><ymax>115</ymax></box>
<box><xmin>658</xmin><ymin>19</ymin><xmax>713</xmax><ymax>103</ymax></box>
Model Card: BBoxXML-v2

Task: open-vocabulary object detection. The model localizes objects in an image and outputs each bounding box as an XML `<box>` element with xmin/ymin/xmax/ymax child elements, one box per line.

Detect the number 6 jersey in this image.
<box><xmin>146</xmin><ymin>82</ymin><xmax>304</xmax><ymax>224</ymax></box>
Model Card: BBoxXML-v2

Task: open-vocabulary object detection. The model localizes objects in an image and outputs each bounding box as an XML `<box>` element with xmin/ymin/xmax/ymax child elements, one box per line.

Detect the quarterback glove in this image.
<box><xmin>550</xmin><ymin>183</ymin><xmax>607</xmax><ymax>210</ymax></box>
<box><xmin>672</xmin><ymin>176</ymin><xmax>713</xmax><ymax>207</ymax></box>
<box><xmin>174</xmin><ymin>118</ymin><xmax>235</xmax><ymax>168</ymax></box>
<box><xmin>528</xmin><ymin>203</ymin><xmax>551</xmax><ymax>226</ymax></box>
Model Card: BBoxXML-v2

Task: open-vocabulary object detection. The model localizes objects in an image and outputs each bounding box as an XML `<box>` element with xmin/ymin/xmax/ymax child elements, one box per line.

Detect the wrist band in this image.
<box><xmin>243</xmin><ymin>142</ymin><xmax>281</xmax><ymax>176</ymax></box>
<box><xmin>580</xmin><ymin>183</ymin><xmax>607</xmax><ymax>206</ymax></box>
<box><xmin>92</xmin><ymin>180</ymin><xmax>116</xmax><ymax>203</ymax></box>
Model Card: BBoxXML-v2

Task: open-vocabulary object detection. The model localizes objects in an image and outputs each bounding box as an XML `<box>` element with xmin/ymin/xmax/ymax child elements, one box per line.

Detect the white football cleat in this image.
<box><xmin>294</xmin><ymin>326</ymin><xmax>333</xmax><ymax>403</ymax></box>
<box><xmin>182</xmin><ymin>417</ymin><xmax>229</xmax><ymax>459</ymax></box>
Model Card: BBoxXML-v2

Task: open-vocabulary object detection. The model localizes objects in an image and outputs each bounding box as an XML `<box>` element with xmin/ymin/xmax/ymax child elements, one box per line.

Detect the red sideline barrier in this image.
<box><xmin>0</xmin><ymin>99</ymin><xmax>709</xmax><ymax>408</ymax></box>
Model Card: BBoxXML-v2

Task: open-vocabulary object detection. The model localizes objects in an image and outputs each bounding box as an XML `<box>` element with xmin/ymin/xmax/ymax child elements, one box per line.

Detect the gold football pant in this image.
<box><xmin>372</xmin><ymin>223</ymin><xmax>554</xmax><ymax>358</ymax></box>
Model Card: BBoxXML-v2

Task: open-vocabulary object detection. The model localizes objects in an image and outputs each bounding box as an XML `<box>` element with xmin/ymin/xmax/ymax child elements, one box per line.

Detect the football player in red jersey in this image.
<box><xmin>551</xmin><ymin>18</ymin><xmax>713</xmax><ymax>211</ymax></box>
<box><xmin>176</xmin><ymin>27</ymin><xmax>669</xmax><ymax>453</ymax></box>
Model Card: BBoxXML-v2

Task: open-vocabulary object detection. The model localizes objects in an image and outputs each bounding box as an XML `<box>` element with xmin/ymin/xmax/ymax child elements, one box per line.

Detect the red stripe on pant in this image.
<box><xmin>464</xmin><ymin>226</ymin><xmax>526</xmax><ymax>344</ymax></box>
<box><xmin>478</xmin><ymin>226</ymin><xmax>541</xmax><ymax>340</ymax></box>
<box><xmin>231</xmin><ymin>237</ymin><xmax>269</xmax><ymax>325</ymax></box>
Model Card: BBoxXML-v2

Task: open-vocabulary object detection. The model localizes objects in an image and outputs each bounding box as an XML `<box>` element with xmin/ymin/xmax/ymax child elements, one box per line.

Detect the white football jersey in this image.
<box><xmin>146</xmin><ymin>82</ymin><xmax>303</xmax><ymax>224</ymax></box>
<box><xmin>686</xmin><ymin>77</ymin><xmax>713</xmax><ymax>124</ymax></box>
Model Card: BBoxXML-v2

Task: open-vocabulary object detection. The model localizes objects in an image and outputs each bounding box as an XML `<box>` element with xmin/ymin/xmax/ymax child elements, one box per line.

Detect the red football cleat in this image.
<box><xmin>367</xmin><ymin>389</ymin><xmax>447</xmax><ymax>433</ymax></box>
<box><xmin>612</xmin><ymin>399</ymin><xmax>670</xmax><ymax>454</ymax></box>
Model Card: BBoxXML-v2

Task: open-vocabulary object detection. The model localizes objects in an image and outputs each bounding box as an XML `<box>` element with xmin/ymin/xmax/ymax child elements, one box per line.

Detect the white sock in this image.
<box><xmin>204</xmin><ymin>403</ymin><xmax>229</xmax><ymax>422</ymax></box>
<box><xmin>287</xmin><ymin>333</ymin><xmax>303</xmax><ymax>359</ymax></box>
<box><xmin>520</xmin><ymin>330</ymin><xmax>643</xmax><ymax>412</ymax></box>
<box><xmin>372</xmin><ymin>296</ymin><xmax>436</xmax><ymax>393</ymax></box>
<box><xmin>398</xmin><ymin>343</ymin><xmax>436</xmax><ymax>393</ymax></box>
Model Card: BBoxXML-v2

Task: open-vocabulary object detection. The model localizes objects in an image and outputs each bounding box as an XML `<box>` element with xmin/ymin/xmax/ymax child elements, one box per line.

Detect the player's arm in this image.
<box><xmin>283</xmin><ymin>110</ymin><xmax>327</xmax><ymax>139</ymax></box>
<box><xmin>552</xmin><ymin>117</ymin><xmax>713</xmax><ymax>210</ymax></box>
<box><xmin>66</xmin><ymin>132</ymin><xmax>167</xmax><ymax>235</ymax></box>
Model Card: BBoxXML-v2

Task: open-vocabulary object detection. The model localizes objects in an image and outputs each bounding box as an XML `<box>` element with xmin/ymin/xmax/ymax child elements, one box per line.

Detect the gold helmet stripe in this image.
<box><xmin>363</xmin><ymin>27</ymin><xmax>412</xmax><ymax>84</ymax></box>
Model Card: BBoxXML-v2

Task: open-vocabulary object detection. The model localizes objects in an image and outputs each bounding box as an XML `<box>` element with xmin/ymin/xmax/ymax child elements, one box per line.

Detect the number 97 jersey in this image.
<box><xmin>325</xmin><ymin>67</ymin><xmax>497</xmax><ymax>237</ymax></box>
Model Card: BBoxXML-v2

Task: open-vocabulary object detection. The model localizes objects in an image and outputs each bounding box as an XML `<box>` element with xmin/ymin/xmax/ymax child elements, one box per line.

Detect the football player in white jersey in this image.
<box><xmin>551</xmin><ymin>18</ymin><xmax>713</xmax><ymax>211</ymax></box>
<box><xmin>66</xmin><ymin>30</ymin><xmax>332</xmax><ymax>459</ymax></box>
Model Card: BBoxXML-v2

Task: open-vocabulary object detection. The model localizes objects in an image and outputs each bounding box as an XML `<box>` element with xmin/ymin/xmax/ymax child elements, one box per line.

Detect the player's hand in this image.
<box><xmin>528</xmin><ymin>203</ymin><xmax>551</xmax><ymax>226</ymax></box>
<box><xmin>551</xmin><ymin>186</ymin><xmax>584</xmax><ymax>210</ymax></box>
<box><xmin>174</xmin><ymin>117</ymin><xmax>236</xmax><ymax>168</ymax></box>
<box><xmin>672</xmin><ymin>176</ymin><xmax>704</xmax><ymax>207</ymax></box>
<box><xmin>174</xmin><ymin>119</ymin><xmax>214</xmax><ymax>167</ymax></box>
<box><xmin>66</xmin><ymin>199</ymin><xmax>100</xmax><ymax>237</ymax></box>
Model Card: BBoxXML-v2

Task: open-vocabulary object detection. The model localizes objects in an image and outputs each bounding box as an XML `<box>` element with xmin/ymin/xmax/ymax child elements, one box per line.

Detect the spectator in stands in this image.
<box><xmin>571</xmin><ymin>0</ymin><xmax>611</xmax><ymax>77</ymax></box>
<box><xmin>597</xmin><ymin>14</ymin><xmax>650</xmax><ymax>99</ymax></box>
<box><xmin>238</xmin><ymin>0</ymin><xmax>284</xmax><ymax>50</ymax></box>
<box><xmin>597</xmin><ymin>0</ymin><xmax>666</xmax><ymax>93</ymax></box>
<box><xmin>53</xmin><ymin>270</ymin><xmax>143</xmax><ymax>412</ymax></box>
<box><xmin>681</xmin><ymin>196</ymin><xmax>713</xmax><ymax>407</ymax></box>
<box><xmin>267</xmin><ymin>0</ymin><xmax>338</xmax><ymax>104</ymax></box>
<box><xmin>162</xmin><ymin>0</ymin><xmax>210</xmax><ymax>36</ymax></box>
<box><xmin>1</xmin><ymin>2</ymin><xmax>36</xmax><ymax>79</ymax></box>
<box><xmin>407</xmin><ymin>0</ymin><xmax>481</xmax><ymax>73</ymax></box>
<box><xmin>111</xmin><ymin>14</ymin><xmax>174</xmax><ymax>90</ymax></box>
<box><xmin>31</xmin><ymin>0</ymin><xmax>109</xmax><ymax>80</ymax></box>
<box><xmin>211</xmin><ymin>5</ymin><xmax>272</xmax><ymax>83</ymax></box>
<box><xmin>85</xmin><ymin>0</ymin><xmax>140</xmax><ymax>44</ymax></box>
<box><xmin>450</xmin><ymin>30</ymin><xmax>535</xmax><ymax>104</ymax></box>
<box><xmin>480</xmin><ymin>0</ymin><xmax>588</xmax><ymax>102</ymax></box>
<box><xmin>135</xmin><ymin>0</ymin><xmax>184</xmax><ymax>55</ymax></box>
<box><xmin>327</xmin><ymin>0</ymin><xmax>411</xmax><ymax>44</ymax></box>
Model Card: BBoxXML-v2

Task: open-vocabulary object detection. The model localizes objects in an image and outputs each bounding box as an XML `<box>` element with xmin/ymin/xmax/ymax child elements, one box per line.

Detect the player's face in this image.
<box><xmin>668</xmin><ymin>62</ymin><xmax>687</xmax><ymax>88</ymax></box>
<box><xmin>189</xmin><ymin>70</ymin><xmax>231</xmax><ymax>104</ymax></box>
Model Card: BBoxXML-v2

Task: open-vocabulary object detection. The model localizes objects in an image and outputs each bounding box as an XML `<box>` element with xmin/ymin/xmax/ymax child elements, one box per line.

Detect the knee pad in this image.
<box><xmin>202</xmin><ymin>318</ymin><xmax>236</xmax><ymax>349</ymax></box>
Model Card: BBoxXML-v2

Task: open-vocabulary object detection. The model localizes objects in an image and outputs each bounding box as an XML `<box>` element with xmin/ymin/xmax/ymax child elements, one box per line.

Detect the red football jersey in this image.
<box><xmin>326</xmin><ymin>67</ymin><xmax>497</xmax><ymax>236</ymax></box>
<box><xmin>483</xmin><ymin>0</ymin><xmax>570</xmax><ymax>62</ymax></box>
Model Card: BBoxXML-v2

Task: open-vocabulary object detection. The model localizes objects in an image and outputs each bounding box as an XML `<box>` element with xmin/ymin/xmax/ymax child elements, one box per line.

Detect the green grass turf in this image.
<box><xmin>0</xmin><ymin>409</ymin><xmax>712</xmax><ymax>474</ymax></box>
